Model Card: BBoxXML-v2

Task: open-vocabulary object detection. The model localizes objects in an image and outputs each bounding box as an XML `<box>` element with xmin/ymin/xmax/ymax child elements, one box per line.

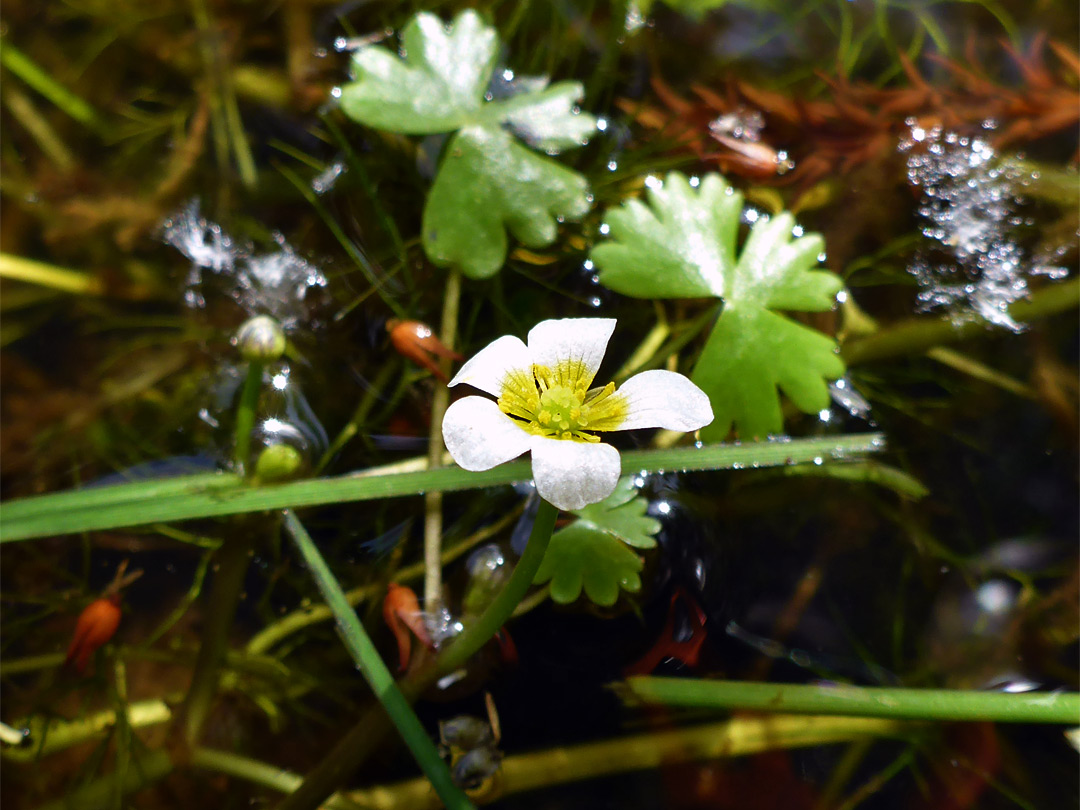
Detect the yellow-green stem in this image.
<box><xmin>423</xmin><ymin>268</ymin><xmax>462</xmax><ymax>611</ymax></box>
<box><xmin>181</xmin><ymin>520</ymin><xmax>258</xmax><ymax>745</ymax></box>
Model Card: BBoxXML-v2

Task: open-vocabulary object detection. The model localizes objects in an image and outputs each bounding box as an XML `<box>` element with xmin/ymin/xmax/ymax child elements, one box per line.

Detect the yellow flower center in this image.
<box><xmin>497</xmin><ymin>360</ymin><xmax>627</xmax><ymax>441</ymax></box>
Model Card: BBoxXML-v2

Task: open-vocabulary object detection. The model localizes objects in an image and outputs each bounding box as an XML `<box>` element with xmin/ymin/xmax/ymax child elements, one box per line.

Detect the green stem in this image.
<box><xmin>424</xmin><ymin>268</ymin><xmax>462</xmax><ymax>610</ymax></box>
<box><xmin>233</xmin><ymin>362</ymin><xmax>263</xmax><ymax>474</ymax></box>
<box><xmin>5</xmin><ymin>698</ymin><xmax>174</xmax><ymax>763</ymax></box>
<box><xmin>0</xmin><ymin>40</ymin><xmax>103</xmax><ymax>130</ymax></box>
<box><xmin>623</xmin><ymin>677</ymin><xmax>1080</xmax><ymax>724</ymax></box>
<box><xmin>181</xmin><ymin>522</ymin><xmax>259</xmax><ymax>745</ymax></box>
<box><xmin>274</xmin><ymin>500</ymin><xmax>559</xmax><ymax>810</ymax></box>
<box><xmin>281</xmin><ymin>510</ymin><xmax>473</xmax><ymax>810</ymax></box>
<box><xmin>437</xmin><ymin>498</ymin><xmax>557</xmax><ymax>676</ymax></box>
<box><xmin>842</xmin><ymin>278</ymin><xmax>1079</xmax><ymax>366</ymax></box>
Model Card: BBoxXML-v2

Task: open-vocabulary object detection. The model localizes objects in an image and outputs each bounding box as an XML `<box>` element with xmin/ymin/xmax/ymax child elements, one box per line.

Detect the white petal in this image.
<box><xmin>448</xmin><ymin>335</ymin><xmax>532</xmax><ymax>398</ymax></box>
<box><xmin>442</xmin><ymin>397</ymin><xmax>531</xmax><ymax>470</ymax></box>
<box><xmin>529</xmin><ymin>436</ymin><xmax>621</xmax><ymax>511</ymax></box>
<box><xmin>614</xmin><ymin>370</ymin><xmax>714</xmax><ymax>432</ymax></box>
<box><xmin>527</xmin><ymin>318</ymin><xmax>616</xmax><ymax>389</ymax></box>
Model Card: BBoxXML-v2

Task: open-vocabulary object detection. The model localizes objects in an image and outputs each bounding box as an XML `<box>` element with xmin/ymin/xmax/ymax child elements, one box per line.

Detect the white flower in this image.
<box><xmin>442</xmin><ymin>318</ymin><xmax>713</xmax><ymax>511</ymax></box>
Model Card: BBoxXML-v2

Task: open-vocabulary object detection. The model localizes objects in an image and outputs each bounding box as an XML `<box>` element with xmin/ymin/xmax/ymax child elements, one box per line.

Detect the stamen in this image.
<box><xmin>497</xmin><ymin>363</ymin><xmax>625</xmax><ymax>442</ymax></box>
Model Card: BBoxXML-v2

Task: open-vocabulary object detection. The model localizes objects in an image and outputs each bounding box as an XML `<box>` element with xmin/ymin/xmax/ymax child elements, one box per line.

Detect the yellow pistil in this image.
<box><xmin>497</xmin><ymin>360</ymin><xmax>628</xmax><ymax>441</ymax></box>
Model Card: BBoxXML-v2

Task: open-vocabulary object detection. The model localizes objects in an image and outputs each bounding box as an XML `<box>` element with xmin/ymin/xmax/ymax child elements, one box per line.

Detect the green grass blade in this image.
<box><xmin>0</xmin><ymin>40</ymin><xmax>104</xmax><ymax>130</ymax></box>
<box><xmin>623</xmin><ymin>677</ymin><xmax>1080</xmax><ymax>724</ymax></box>
<box><xmin>0</xmin><ymin>433</ymin><xmax>886</xmax><ymax>542</ymax></box>
<box><xmin>282</xmin><ymin>511</ymin><xmax>474</xmax><ymax>810</ymax></box>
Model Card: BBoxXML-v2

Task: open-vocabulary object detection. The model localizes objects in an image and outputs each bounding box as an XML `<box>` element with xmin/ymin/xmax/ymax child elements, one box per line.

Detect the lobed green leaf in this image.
<box><xmin>533</xmin><ymin>478</ymin><xmax>661</xmax><ymax>607</ymax></box>
<box><xmin>590</xmin><ymin>172</ymin><xmax>846</xmax><ymax>440</ymax></box>
<box><xmin>423</xmin><ymin>127</ymin><xmax>592</xmax><ymax>279</ymax></box>
<box><xmin>338</xmin><ymin>9</ymin><xmax>597</xmax><ymax>278</ymax></box>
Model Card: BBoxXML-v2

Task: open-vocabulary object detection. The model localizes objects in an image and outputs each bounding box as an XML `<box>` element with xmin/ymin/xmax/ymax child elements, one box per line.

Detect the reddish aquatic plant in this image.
<box><xmin>621</xmin><ymin>36</ymin><xmax>1078</xmax><ymax>191</ymax></box>
<box><xmin>625</xmin><ymin>588</ymin><xmax>709</xmax><ymax>676</ymax></box>
<box><xmin>383</xmin><ymin>582</ymin><xmax>435</xmax><ymax>672</ymax></box>
<box><xmin>388</xmin><ymin>319</ymin><xmax>464</xmax><ymax>383</ymax></box>
<box><xmin>64</xmin><ymin>561</ymin><xmax>142</xmax><ymax>674</ymax></box>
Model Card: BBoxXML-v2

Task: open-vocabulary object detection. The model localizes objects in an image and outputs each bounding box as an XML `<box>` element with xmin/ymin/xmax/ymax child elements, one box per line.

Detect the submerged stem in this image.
<box><xmin>436</xmin><ymin>498</ymin><xmax>558</xmax><ymax>676</ymax></box>
<box><xmin>181</xmin><ymin>520</ymin><xmax>259</xmax><ymax>745</ymax></box>
<box><xmin>232</xmin><ymin>362</ymin><xmax>262</xmax><ymax>474</ymax></box>
<box><xmin>423</xmin><ymin>268</ymin><xmax>462</xmax><ymax>612</ymax></box>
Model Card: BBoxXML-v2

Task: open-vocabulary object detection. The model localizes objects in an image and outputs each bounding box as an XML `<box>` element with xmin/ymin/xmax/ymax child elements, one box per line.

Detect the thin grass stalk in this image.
<box><xmin>275</xmin><ymin>498</ymin><xmax>559</xmax><ymax>810</ymax></box>
<box><xmin>281</xmin><ymin>510</ymin><xmax>474</xmax><ymax>810</ymax></box>
<box><xmin>0</xmin><ymin>433</ymin><xmax>888</xmax><ymax>542</ymax></box>
<box><xmin>622</xmin><ymin>677</ymin><xmax>1080</xmax><ymax>723</ymax></box>
<box><xmin>424</xmin><ymin>268</ymin><xmax>462</xmax><ymax>611</ymax></box>
<box><xmin>0</xmin><ymin>41</ymin><xmax>103</xmax><ymax>129</ymax></box>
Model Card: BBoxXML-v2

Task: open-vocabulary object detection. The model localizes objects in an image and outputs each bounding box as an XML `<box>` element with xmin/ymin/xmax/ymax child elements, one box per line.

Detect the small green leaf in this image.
<box><xmin>533</xmin><ymin>478</ymin><xmax>660</xmax><ymax>607</ymax></box>
<box><xmin>423</xmin><ymin>127</ymin><xmax>592</xmax><ymax>279</ymax></box>
<box><xmin>338</xmin><ymin>9</ymin><xmax>597</xmax><ymax>278</ymax></box>
<box><xmin>571</xmin><ymin>476</ymin><xmax>661</xmax><ymax>550</ymax></box>
<box><xmin>590</xmin><ymin>172</ymin><xmax>845</xmax><ymax>440</ymax></box>
<box><xmin>339</xmin><ymin>10</ymin><xmax>497</xmax><ymax>134</ymax></box>
<box><xmin>499</xmin><ymin>83</ymin><xmax>599</xmax><ymax>152</ymax></box>
<box><xmin>535</xmin><ymin>525</ymin><xmax>643</xmax><ymax>606</ymax></box>
<box><xmin>591</xmin><ymin>173</ymin><xmax>740</xmax><ymax>299</ymax></box>
<box><xmin>695</xmin><ymin>305</ymin><xmax>844</xmax><ymax>440</ymax></box>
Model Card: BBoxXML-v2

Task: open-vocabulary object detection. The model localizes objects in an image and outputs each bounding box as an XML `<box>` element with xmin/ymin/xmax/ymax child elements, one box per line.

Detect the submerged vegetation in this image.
<box><xmin>0</xmin><ymin>1</ymin><xmax>1077</xmax><ymax>808</ymax></box>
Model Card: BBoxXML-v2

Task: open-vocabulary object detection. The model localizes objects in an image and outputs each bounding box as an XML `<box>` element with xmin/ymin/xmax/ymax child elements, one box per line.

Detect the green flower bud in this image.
<box><xmin>253</xmin><ymin>443</ymin><xmax>303</xmax><ymax>482</ymax></box>
<box><xmin>235</xmin><ymin>316</ymin><xmax>286</xmax><ymax>362</ymax></box>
